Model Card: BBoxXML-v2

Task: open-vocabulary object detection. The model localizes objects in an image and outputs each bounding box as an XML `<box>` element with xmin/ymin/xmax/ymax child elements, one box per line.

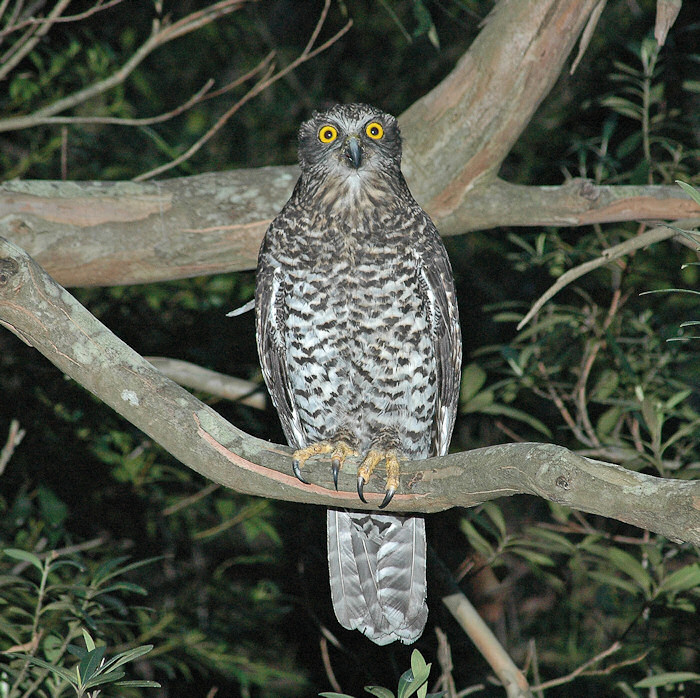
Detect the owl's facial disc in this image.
<box><xmin>343</xmin><ymin>135</ymin><xmax>362</xmax><ymax>169</ymax></box>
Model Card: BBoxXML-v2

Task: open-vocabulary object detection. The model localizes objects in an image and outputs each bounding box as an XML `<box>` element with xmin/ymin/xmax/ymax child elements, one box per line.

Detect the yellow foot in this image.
<box><xmin>291</xmin><ymin>440</ymin><xmax>357</xmax><ymax>489</ymax></box>
<box><xmin>357</xmin><ymin>450</ymin><xmax>400</xmax><ymax>509</ymax></box>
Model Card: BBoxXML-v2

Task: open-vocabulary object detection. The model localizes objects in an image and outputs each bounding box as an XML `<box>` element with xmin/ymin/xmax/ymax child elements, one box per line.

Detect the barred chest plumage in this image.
<box><xmin>264</xmin><ymin>210</ymin><xmax>438</xmax><ymax>460</ymax></box>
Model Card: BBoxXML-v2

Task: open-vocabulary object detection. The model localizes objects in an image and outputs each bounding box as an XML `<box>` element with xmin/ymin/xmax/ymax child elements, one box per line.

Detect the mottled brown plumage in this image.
<box><xmin>255</xmin><ymin>103</ymin><xmax>461</xmax><ymax>644</ymax></box>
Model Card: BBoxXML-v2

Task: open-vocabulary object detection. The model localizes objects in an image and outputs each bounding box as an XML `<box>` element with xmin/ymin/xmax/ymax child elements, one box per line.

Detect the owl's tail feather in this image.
<box><xmin>327</xmin><ymin>509</ymin><xmax>428</xmax><ymax>646</ymax></box>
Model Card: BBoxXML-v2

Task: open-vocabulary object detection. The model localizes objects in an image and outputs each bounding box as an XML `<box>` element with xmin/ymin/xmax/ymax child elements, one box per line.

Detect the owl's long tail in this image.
<box><xmin>326</xmin><ymin>509</ymin><xmax>428</xmax><ymax>645</ymax></box>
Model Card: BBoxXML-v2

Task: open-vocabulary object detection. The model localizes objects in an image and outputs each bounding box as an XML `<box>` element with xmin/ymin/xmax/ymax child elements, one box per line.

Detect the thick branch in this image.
<box><xmin>1</xmin><ymin>237</ymin><xmax>699</xmax><ymax>544</ymax></box>
<box><xmin>2</xmin><ymin>174</ymin><xmax>697</xmax><ymax>287</ymax></box>
<box><xmin>400</xmin><ymin>0</ymin><xmax>601</xmax><ymax>207</ymax></box>
<box><xmin>2</xmin><ymin>0</ymin><xmax>699</xmax><ymax>286</ymax></box>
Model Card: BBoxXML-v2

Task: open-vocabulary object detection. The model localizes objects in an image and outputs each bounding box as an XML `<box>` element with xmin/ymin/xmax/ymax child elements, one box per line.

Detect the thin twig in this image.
<box><xmin>434</xmin><ymin>627</ymin><xmax>457</xmax><ymax>698</ymax></box>
<box><xmin>531</xmin><ymin>643</ymin><xmax>648</xmax><ymax>691</ymax></box>
<box><xmin>0</xmin><ymin>0</ymin><xmax>124</xmax><ymax>37</ymax></box>
<box><xmin>517</xmin><ymin>223</ymin><xmax>692</xmax><ymax>330</ymax></box>
<box><xmin>320</xmin><ymin>636</ymin><xmax>342</xmax><ymax>693</ymax></box>
<box><xmin>162</xmin><ymin>482</ymin><xmax>219</xmax><ymax>516</ymax></box>
<box><xmin>134</xmin><ymin>2</ymin><xmax>352</xmax><ymax>181</ymax></box>
<box><xmin>0</xmin><ymin>0</ymin><xmax>247</xmax><ymax>133</ymax></box>
<box><xmin>0</xmin><ymin>419</ymin><xmax>26</xmax><ymax>475</ymax></box>
<box><xmin>0</xmin><ymin>0</ymin><xmax>72</xmax><ymax>81</ymax></box>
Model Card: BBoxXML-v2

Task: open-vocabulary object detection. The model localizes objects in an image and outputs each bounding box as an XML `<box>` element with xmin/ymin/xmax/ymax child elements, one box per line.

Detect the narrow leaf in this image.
<box><xmin>635</xmin><ymin>672</ymin><xmax>700</xmax><ymax>688</ymax></box>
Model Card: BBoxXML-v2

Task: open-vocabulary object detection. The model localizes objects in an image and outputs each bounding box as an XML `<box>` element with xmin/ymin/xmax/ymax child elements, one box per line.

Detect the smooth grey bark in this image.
<box><xmin>2</xmin><ymin>236</ymin><xmax>699</xmax><ymax>544</ymax></box>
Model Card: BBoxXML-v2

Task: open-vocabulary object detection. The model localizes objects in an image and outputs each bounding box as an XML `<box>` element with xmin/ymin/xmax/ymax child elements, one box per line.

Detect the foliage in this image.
<box><xmin>0</xmin><ymin>543</ymin><xmax>161</xmax><ymax>697</ymax></box>
<box><xmin>320</xmin><ymin>650</ymin><xmax>445</xmax><ymax>698</ymax></box>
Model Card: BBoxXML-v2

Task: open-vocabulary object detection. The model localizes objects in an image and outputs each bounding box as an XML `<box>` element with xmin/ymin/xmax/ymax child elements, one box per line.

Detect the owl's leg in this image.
<box><xmin>357</xmin><ymin>450</ymin><xmax>400</xmax><ymax>509</ymax></box>
<box><xmin>292</xmin><ymin>440</ymin><xmax>357</xmax><ymax>489</ymax></box>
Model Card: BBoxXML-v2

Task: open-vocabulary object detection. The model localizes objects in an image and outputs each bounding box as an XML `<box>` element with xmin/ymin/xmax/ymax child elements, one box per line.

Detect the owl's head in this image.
<box><xmin>297</xmin><ymin>103</ymin><xmax>402</xmax><ymax>180</ymax></box>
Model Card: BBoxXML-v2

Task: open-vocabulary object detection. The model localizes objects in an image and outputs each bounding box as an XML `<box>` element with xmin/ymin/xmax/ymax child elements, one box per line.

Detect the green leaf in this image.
<box><xmin>479</xmin><ymin>403</ymin><xmax>552</xmax><ymax>438</ymax></box>
<box><xmin>5</xmin><ymin>653</ymin><xmax>77</xmax><ymax>685</ymax></box>
<box><xmin>460</xmin><ymin>520</ymin><xmax>494</xmax><ymax>559</ymax></box>
<box><xmin>596</xmin><ymin>406</ymin><xmax>623</xmax><ymax>439</ymax></box>
<box><xmin>586</xmin><ymin>571</ymin><xmax>641</xmax><ymax>596</ymax></box>
<box><xmin>99</xmin><ymin>644</ymin><xmax>155</xmax><ymax>674</ymax></box>
<box><xmin>115</xmin><ymin>681</ymin><xmax>162</xmax><ymax>687</ymax></box>
<box><xmin>657</xmin><ymin>564</ymin><xmax>700</xmax><ymax>594</ymax></box>
<box><xmin>606</xmin><ymin>548</ymin><xmax>652</xmax><ymax>595</ymax></box>
<box><xmin>676</xmin><ymin>180</ymin><xmax>700</xmax><ymax>206</ymax></box>
<box><xmin>3</xmin><ymin>549</ymin><xmax>44</xmax><ymax>572</ymax></box>
<box><xmin>635</xmin><ymin>672</ymin><xmax>700</xmax><ymax>688</ymax></box>
<box><xmin>365</xmin><ymin>687</ymin><xmax>395</xmax><ymax>698</ymax></box>
<box><xmin>509</xmin><ymin>547</ymin><xmax>555</xmax><ymax>567</ymax></box>
<box><xmin>482</xmin><ymin>502</ymin><xmax>507</xmax><ymax>539</ymax></box>
<box><xmin>460</xmin><ymin>363</ymin><xmax>487</xmax><ymax>403</ymax></box>
<box><xmin>591</xmin><ymin>370</ymin><xmax>619</xmax><ymax>401</ymax></box>
<box><xmin>78</xmin><ymin>645</ymin><xmax>106</xmax><ymax>684</ymax></box>
<box><xmin>84</xmin><ymin>670</ymin><xmax>126</xmax><ymax>689</ymax></box>
<box><xmin>82</xmin><ymin>628</ymin><xmax>96</xmax><ymax>652</ymax></box>
<box><xmin>397</xmin><ymin>669</ymin><xmax>413</xmax><ymax>698</ymax></box>
<box><xmin>319</xmin><ymin>693</ymin><xmax>356</xmax><ymax>698</ymax></box>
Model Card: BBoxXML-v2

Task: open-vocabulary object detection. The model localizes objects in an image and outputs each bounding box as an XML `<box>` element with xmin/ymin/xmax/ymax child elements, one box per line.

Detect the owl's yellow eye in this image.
<box><xmin>318</xmin><ymin>125</ymin><xmax>338</xmax><ymax>143</ymax></box>
<box><xmin>365</xmin><ymin>122</ymin><xmax>384</xmax><ymax>140</ymax></box>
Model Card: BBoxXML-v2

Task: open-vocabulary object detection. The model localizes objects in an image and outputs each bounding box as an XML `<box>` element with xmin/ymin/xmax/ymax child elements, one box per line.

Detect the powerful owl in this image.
<box><xmin>255</xmin><ymin>103</ymin><xmax>461</xmax><ymax>645</ymax></box>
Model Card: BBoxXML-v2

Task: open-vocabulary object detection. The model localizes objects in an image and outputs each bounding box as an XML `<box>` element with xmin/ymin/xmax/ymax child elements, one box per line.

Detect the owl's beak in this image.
<box><xmin>344</xmin><ymin>136</ymin><xmax>362</xmax><ymax>169</ymax></box>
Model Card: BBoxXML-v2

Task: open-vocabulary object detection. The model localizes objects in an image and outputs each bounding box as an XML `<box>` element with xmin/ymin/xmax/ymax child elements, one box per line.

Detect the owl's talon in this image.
<box><xmin>357</xmin><ymin>476</ymin><xmax>368</xmax><ymax>503</ymax></box>
<box><xmin>378</xmin><ymin>486</ymin><xmax>396</xmax><ymax>509</ymax></box>
<box><xmin>332</xmin><ymin>458</ymin><xmax>341</xmax><ymax>490</ymax></box>
<box><xmin>292</xmin><ymin>459</ymin><xmax>310</xmax><ymax>484</ymax></box>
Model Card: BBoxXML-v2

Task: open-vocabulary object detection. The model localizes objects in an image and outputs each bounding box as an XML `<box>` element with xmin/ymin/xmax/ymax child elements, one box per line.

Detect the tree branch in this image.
<box><xmin>2</xmin><ymin>0</ymin><xmax>698</xmax><ymax>287</ymax></box>
<box><xmin>0</xmin><ymin>0</ymin><xmax>248</xmax><ymax>133</ymax></box>
<box><xmin>1</xmin><ymin>237</ymin><xmax>699</xmax><ymax>544</ymax></box>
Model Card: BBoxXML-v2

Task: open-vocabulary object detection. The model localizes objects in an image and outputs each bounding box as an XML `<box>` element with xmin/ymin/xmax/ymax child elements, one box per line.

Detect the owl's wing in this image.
<box><xmin>255</xmin><ymin>238</ymin><xmax>307</xmax><ymax>450</ymax></box>
<box><xmin>415</xmin><ymin>218</ymin><xmax>462</xmax><ymax>458</ymax></box>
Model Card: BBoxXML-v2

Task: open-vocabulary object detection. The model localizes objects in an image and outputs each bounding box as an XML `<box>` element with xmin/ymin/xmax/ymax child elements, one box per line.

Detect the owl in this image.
<box><xmin>255</xmin><ymin>103</ymin><xmax>461</xmax><ymax>645</ymax></box>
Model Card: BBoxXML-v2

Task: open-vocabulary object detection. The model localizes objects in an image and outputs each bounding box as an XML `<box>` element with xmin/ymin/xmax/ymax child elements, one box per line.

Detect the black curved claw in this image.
<box><xmin>357</xmin><ymin>476</ymin><xmax>367</xmax><ymax>503</ymax></box>
<box><xmin>292</xmin><ymin>459</ymin><xmax>310</xmax><ymax>485</ymax></box>
<box><xmin>378</xmin><ymin>487</ymin><xmax>396</xmax><ymax>510</ymax></box>
<box><xmin>332</xmin><ymin>458</ymin><xmax>340</xmax><ymax>490</ymax></box>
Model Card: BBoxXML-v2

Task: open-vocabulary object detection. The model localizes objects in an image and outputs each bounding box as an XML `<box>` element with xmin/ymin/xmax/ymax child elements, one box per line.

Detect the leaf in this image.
<box><xmin>84</xmin><ymin>670</ymin><xmax>126</xmax><ymax>689</ymax></box>
<box><xmin>78</xmin><ymin>646</ymin><xmax>106</xmax><ymax>684</ymax></box>
<box><xmin>460</xmin><ymin>363</ymin><xmax>487</xmax><ymax>403</ymax></box>
<box><xmin>82</xmin><ymin>628</ymin><xmax>96</xmax><ymax>652</ymax></box>
<box><xmin>509</xmin><ymin>547</ymin><xmax>555</xmax><ymax>567</ymax></box>
<box><xmin>657</xmin><ymin>564</ymin><xmax>700</xmax><ymax>594</ymax></box>
<box><xmin>596</xmin><ymin>406</ymin><xmax>623</xmax><ymax>439</ymax></box>
<box><xmin>99</xmin><ymin>644</ymin><xmax>155</xmax><ymax>674</ymax></box>
<box><xmin>5</xmin><ymin>653</ymin><xmax>77</xmax><ymax>684</ymax></box>
<box><xmin>479</xmin><ymin>403</ymin><xmax>552</xmax><ymax>438</ymax></box>
<box><xmin>115</xmin><ymin>681</ymin><xmax>162</xmax><ymax>687</ymax></box>
<box><xmin>365</xmin><ymin>687</ymin><xmax>395</xmax><ymax>698</ymax></box>
<box><xmin>3</xmin><ymin>549</ymin><xmax>44</xmax><ymax>572</ymax></box>
<box><xmin>606</xmin><ymin>549</ymin><xmax>652</xmax><ymax>596</ymax></box>
<box><xmin>635</xmin><ymin>672</ymin><xmax>700</xmax><ymax>688</ymax></box>
<box><xmin>676</xmin><ymin>180</ymin><xmax>700</xmax><ymax>206</ymax></box>
<box><xmin>586</xmin><ymin>571</ymin><xmax>641</xmax><ymax>596</ymax></box>
<box><xmin>591</xmin><ymin>369</ymin><xmax>619</xmax><ymax>401</ymax></box>
<box><xmin>460</xmin><ymin>520</ymin><xmax>494</xmax><ymax>559</ymax></box>
<box><xmin>482</xmin><ymin>502</ymin><xmax>507</xmax><ymax>539</ymax></box>
<box><xmin>319</xmin><ymin>693</ymin><xmax>356</xmax><ymax>698</ymax></box>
